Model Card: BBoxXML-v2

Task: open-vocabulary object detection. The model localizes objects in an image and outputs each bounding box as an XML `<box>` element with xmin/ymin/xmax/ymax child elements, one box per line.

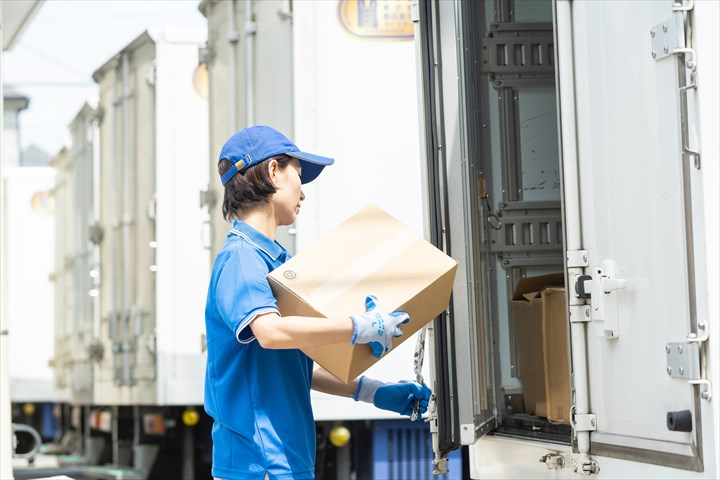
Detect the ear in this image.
<box><xmin>267</xmin><ymin>159</ymin><xmax>280</xmax><ymax>184</ymax></box>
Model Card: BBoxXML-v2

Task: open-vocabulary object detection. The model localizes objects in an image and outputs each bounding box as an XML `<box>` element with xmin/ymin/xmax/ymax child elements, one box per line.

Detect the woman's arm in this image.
<box><xmin>250</xmin><ymin>312</ymin><xmax>354</xmax><ymax>350</ymax></box>
<box><xmin>311</xmin><ymin>365</ymin><xmax>358</xmax><ymax>397</ymax></box>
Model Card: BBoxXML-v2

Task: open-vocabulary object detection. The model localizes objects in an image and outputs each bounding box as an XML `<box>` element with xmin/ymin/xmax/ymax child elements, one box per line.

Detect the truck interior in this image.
<box><xmin>472</xmin><ymin>0</ymin><xmax>571</xmax><ymax>444</ymax></box>
<box><xmin>419</xmin><ymin>0</ymin><xmax>573</xmax><ymax>456</ymax></box>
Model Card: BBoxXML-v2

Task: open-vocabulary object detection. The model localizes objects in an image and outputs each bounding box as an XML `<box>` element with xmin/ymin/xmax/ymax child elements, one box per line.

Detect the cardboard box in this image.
<box><xmin>268</xmin><ymin>204</ymin><xmax>458</xmax><ymax>383</ymax></box>
<box><xmin>512</xmin><ymin>273</ymin><xmax>570</xmax><ymax>424</ymax></box>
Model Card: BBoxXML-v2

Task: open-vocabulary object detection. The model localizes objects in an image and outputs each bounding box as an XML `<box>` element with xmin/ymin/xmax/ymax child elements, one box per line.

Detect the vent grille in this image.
<box><xmin>372</xmin><ymin>420</ymin><xmax>462</xmax><ymax>480</ymax></box>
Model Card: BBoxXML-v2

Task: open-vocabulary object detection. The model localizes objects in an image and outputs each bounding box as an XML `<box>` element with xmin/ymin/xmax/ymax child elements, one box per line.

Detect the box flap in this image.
<box><xmin>512</xmin><ymin>273</ymin><xmax>565</xmax><ymax>301</ymax></box>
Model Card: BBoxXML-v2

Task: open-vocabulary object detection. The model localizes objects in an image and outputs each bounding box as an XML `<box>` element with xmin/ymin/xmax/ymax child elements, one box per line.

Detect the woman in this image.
<box><xmin>204</xmin><ymin>125</ymin><xmax>431</xmax><ymax>480</ymax></box>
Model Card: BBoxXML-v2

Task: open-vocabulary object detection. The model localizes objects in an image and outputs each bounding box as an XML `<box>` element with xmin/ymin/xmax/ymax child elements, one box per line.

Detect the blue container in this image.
<box><xmin>372</xmin><ymin>419</ymin><xmax>462</xmax><ymax>480</ymax></box>
<box><xmin>41</xmin><ymin>403</ymin><xmax>59</xmax><ymax>440</ymax></box>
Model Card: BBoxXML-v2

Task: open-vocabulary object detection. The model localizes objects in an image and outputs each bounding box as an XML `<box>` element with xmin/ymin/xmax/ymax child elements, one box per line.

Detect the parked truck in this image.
<box><xmin>413</xmin><ymin>0</ymin><xmax>719</xmax><ymax>478</ymax></box>
<box><xmin>48</xmin><ymin>27</ymin><xmax>214</xmax><ymax>480</ymax></box>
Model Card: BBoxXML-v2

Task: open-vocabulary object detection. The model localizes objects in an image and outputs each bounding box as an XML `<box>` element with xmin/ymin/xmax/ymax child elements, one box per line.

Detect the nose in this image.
<box><xmin>300</xmin><ymin>189</ymin><xmax>305</xmax><ymax>201</ymax></box>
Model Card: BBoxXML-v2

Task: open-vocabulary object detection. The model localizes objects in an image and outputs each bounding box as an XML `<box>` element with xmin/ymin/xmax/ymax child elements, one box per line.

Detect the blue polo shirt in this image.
<box><xmin>204</xmin><ymin>220</ymin><xmax>316</xmax><ymax>480</ymax></box>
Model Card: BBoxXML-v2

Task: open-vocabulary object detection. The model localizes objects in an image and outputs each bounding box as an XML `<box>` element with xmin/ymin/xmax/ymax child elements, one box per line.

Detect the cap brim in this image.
<box><xmin>287</xmin><ymin>151</ymin><xmax>335</xmax><ymax>184</ymax></box>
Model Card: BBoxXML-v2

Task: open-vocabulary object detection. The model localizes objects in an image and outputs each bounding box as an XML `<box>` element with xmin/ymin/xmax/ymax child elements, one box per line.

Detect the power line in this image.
<box><xmin>19</xmin><ymin>41</ymin><xmax>91</xmax><ymax>79</ymax></box>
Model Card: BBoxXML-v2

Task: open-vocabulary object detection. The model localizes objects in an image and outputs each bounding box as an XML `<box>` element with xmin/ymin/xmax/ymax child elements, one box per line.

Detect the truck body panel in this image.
<box><xmin>414</xmin><ymin>0</ymin><xmax>718</xmax><ymax>476</ymax></box>
<box><xmin>90</xmin><ymin>27</ymin><xmax>209</xmax><ymax>406</ymax></box>
<box><xmin>203</xmin><ymin>0</ymin><xmax>427</xmax><ymax>421</ymax></box>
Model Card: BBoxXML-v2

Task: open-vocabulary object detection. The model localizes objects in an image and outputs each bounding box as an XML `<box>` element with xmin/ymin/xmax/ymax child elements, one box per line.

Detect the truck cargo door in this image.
<box><xmin>414</xmin><ymin>0</ymin><xmax>498</xmax><ymax>458</ymax></box>
<box><xmin>556</xmin><ymin>0</ymin><xmax>708</xmax><ymax>471</ymax></box>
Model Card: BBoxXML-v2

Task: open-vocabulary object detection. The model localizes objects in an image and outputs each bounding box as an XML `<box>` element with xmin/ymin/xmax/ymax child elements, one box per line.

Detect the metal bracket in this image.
<box><xmin>667</xmin><ymin>320</ymin><xmax>712</xmax><ymax>401</ymax></box>
<box><xmin>460</xmin><ymin>423</ymin><xmax>476</xmax><ymax>445</ymax></box>
<box><xmin>567</xmin><ymin>250</ymin><xmax>589</xmax><ymax>268</ymax></box>
<box><xmin>651</xmin><ymin>10</ymin><xmax>702</xmax><ymax>168</ymax></box>
<box><xmin>539</xmin><ymin>453</ymin><xmax>565</xmax><ymax>470</ymax></box>
<box><xmin>481</xmin><ymin>24</ymin><xmax>554</xmax><ymax>83</ymax></box>
<box><xmin>651</xmin><ymin>13</ymin><xmax>685</xmax><ymax>61</ymax></box>
<box><xmin>569</xmin><ymin>304</ymin><xmax>591</xmax><ymax>323</ymax></box>
<box><xmin>573</xmin><ymin>414</ymin><xmax>597</xmax><ymax>433</ymax></box>
<box><xmin>200</xmin><ymin>188</ymin><xmax>218</xmax><ymax>209</ymax></box>
<box><xmin>665</xmin><ymin>341</ymin><xmax>700</xmax><ymax>380</ymax></box>
<box><xmin>410</xmin><ymin>1</ymin><xmax>420</xmax><ymax>23</ymax></box>
<box><xmin>490</xmin><ymin>201</ymin><xmax>562</xmax><ymax>255</ymax></box>
<box><xmin>672</xmin><ymin>0</ymin><xmax>694</xmax><ymax>12</ymax></box>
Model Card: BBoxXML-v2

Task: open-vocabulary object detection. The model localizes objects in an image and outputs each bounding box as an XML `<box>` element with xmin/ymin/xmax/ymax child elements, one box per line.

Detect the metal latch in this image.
<box><xmin>666</xmin><ymin>320</ymin><xmax>712</xmax><ymax>401</ymax></box>
<box><xmin>591</xmin><ymin>259</ymin><xmax>626</xmax><ymax>339</ymax></box>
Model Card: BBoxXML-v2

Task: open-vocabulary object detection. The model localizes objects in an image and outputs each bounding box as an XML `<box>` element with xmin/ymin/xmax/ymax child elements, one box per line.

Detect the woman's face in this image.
<box><xmin>271</xmin><ymin>158</ymin><xmax>305</xmax><ymax>226</ymax></box>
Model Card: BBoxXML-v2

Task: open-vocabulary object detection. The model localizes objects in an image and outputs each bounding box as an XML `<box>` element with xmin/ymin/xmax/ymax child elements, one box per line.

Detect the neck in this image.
<box><xmin>236</xmin><ymin>205</ymin><xmax>278</xmax><ymax>240</ymax></box>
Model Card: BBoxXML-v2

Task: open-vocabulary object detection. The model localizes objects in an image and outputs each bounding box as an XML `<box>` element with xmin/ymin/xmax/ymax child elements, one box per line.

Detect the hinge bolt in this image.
<box><xmin>664</xmin><ymin>46</ymin><xmax>669</xmax><ymax>54</ymax></box>
<box><xmin>701</xmin><ymin>390</ymin><xmax>710</xmax><ymax>401</ymax></box>
<box><xmin>667</xmin><ymin>367</ymin><xmax>673</xmax><ymax>375</ymax></box>
<box><xmin>585</xmin><ymin>309</ymin><xmax>590</xmax><ymax>318</ymax></box>
<box><xmin>678</xmin><ymin>345</ymin><xmax>683</xmax><ymax>353</ymax></box>
<box><xmin>679</xmin><ymin>367</ymin><xmax>684</xmax><ymax>376</ymax></box>
<box><xmin>652</xmin><ymin>51</ymin><xmax>657</xmax><ymax>59</ymax></box>
<box><xmin>650</xmin><ymin>29</ymin><xmax>655</xmax><ymax>37</ymax></box>
<box><xmin>663</xmin><ymin>24</ymin><xmax>668</xmax><ymax>32</ymax></box>
<box><xmin>666</xmin><ymin>344</ymin><xmax>671</xmax><ymax>353</ymax></box>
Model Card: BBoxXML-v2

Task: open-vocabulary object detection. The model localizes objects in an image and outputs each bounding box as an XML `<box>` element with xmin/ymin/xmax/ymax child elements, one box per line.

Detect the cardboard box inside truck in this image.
<box><xmin>268</xmin><ymin>204</ymin><xmax>458</xmax><ymax>383</ymax></box>
<box><xmin>512</xmin><ymin>273</ymin><xmax>570</xmax><ymax>424</ymax></box>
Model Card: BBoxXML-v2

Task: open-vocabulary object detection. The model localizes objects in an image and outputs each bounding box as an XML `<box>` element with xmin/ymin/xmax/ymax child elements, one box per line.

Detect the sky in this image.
<box><xmin>3</xmin><ymin>0</ymin><xmax>207</xmax><ymax>157</ymax></box>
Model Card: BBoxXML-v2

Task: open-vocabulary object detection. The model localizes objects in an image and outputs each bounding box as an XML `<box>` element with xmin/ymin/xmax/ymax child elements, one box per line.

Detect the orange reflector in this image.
<box><xmin>143</xmin><ymin>413</ymin><xmax>165</xmax><ymax>436</ymax></box>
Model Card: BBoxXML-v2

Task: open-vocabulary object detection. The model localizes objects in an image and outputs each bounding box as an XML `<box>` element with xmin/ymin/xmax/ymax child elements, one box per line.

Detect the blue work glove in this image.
<box><xmin>353</xmin><ymin>376</ymin><xmax>432</xmax><ymax>416</ymax></box>
<box><xmin>350</xmin><ymin>295</ymin><xmax>410</xmax><ymax>358</ymax></box>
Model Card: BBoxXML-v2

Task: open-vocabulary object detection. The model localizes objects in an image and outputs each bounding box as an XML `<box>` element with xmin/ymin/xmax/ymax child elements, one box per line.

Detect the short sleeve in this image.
<box><xmin>214</xmin><ymin>247</ymin><xmax>279</xmax><ymax>343</ymax></box>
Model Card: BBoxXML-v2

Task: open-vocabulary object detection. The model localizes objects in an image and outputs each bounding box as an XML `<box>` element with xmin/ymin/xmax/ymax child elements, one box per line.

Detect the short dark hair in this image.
<box><xmin>219</xmin><ymin>154</ymin><xmax>293</xmax><ymax>221</ymax></box>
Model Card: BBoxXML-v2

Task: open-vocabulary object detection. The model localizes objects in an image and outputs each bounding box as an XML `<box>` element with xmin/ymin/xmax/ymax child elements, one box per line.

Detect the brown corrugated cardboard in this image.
<box><xmin>267</xmin><ymin>204</ymin><xmax>458</xmax><ymax>383</ymax></box>
<box><xmin>512</xmin><ymin>273</ymin><xmax>570</xmax><ymax>424</ymax></box>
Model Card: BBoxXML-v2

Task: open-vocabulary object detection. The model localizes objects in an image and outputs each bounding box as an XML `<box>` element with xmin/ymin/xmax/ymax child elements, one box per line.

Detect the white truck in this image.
<box><xmin>413</xmin><ymin>0</ymin><xmax>719</xmax><ymax>477</ymax></box>
<box><xmin>48</xmin><ymin>27</ymin><xmax>213</xmax><ymax>479</ymax></box>
<box><xmin>199</xmin><ymin>0</ymin><xmax>449</xmax><ymax>476</ymax></box>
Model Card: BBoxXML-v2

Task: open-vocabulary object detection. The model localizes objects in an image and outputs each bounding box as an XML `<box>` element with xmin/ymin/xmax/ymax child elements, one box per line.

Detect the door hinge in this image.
<box><xmin>666</xmin><ymin>320</ymin><xmax>712</xmax><ymax>401</ymax></box>
<box><xmin>651</xmin><ymin>4</ymin><xmax>702</xmax><ymax>168</ymax></box>
<box><xmin>650</xmin><ymin>12</ymin><xmax>685</xmax><ymax>61</ymax></box>
<box><xmin>200</xmin><ymin>188</ymin><xmax>219</xmax><ymax>208</ymax></box>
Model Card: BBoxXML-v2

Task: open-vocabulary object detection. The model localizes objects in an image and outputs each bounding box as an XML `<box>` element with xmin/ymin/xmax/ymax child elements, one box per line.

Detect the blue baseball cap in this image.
<box><xmin>219</xmin><ymin>125</ymin><xmax>334</xmax><ymax>186</ymax></box>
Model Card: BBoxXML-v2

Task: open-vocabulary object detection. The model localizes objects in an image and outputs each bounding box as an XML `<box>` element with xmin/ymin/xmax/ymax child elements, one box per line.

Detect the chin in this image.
<box><xmin>279</xmin><ymin>213</ymin><xmax>298</xmax><ymax>226</ymax></box>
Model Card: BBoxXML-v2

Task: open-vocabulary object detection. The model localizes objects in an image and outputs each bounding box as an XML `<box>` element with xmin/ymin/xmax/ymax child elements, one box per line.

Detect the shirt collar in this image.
<box><xmin>229</xmin><ymin>220</ymin><xmax>287</xmax><ymax>262</ymax></box>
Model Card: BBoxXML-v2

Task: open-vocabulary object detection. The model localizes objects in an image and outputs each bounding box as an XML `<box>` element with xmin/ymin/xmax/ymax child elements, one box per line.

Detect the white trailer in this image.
<box><xmin>46</xmin><ymin>27</ymin><xmax>212</xmax><ymax>479</ymax></box>
<box><xmin>414</xmin><ymin>0</ymin><xmax>719</xmax><ymax>478</ymax></box>
<box><xmin>200</xmin><ymin>0</ymin><xmax>428</xmax><ymax>420</ymax></box>
<box><xmin>199</xmin><ymin>0</ymin><xmax>454</xmax><ymax>477</ymax></box>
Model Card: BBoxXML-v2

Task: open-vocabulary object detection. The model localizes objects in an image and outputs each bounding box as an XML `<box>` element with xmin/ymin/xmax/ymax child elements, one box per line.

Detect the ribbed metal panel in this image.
<box><xmin>373</xmin><ymin>420</ymin><xmax>462</xmax><ymax>480</ymax></box>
